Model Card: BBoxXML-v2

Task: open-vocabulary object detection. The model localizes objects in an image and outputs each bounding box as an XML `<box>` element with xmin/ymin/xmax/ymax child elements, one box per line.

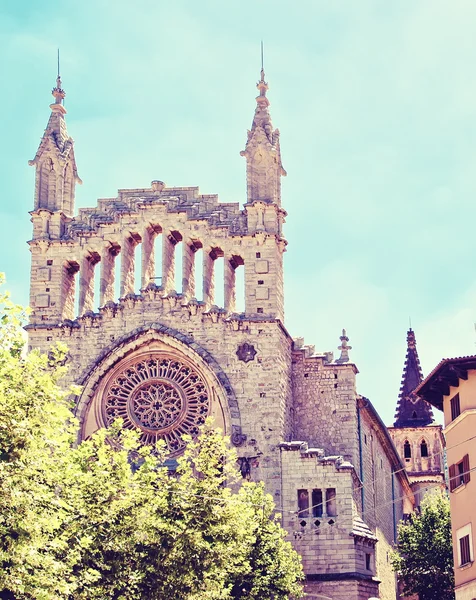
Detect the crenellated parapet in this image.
<box><xmin>67</xmin><ymin>186</ymin><xmax>247</xmax><ymax>238</ymax></box>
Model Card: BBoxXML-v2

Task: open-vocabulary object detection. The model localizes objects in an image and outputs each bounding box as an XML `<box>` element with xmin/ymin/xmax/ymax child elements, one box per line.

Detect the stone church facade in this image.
<box><xmin>25</xmin><ymin>70</ymin><xmax>442</xmax><ymax>599</ymax></box>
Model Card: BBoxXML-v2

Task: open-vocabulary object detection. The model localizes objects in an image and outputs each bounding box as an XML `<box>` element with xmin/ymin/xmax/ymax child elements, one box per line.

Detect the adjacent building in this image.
<box><xmin>417</xmin><ymin>357</ymin><xmax>476</xmax><ymax>600</ymax></box>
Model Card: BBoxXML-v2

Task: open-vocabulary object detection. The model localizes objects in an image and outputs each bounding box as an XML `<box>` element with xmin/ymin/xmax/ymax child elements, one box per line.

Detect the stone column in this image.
<box><xmin>162</xmin><ymin>233</ymin><xmax>176</xmax><ymax>295</ymax></box>
<box><xmin>100</xmin><ymin>243</ymin><xmax>117</xmax><ymax>306</ymax></box>
<box><xmin>120</xmin><ymin>235</ymin><xmax>138</xmax><ymax>297</ymax></box>
<box><xmin>141</xmin><ymin>227</ymin><xmax>156</xmax><ymax>289</ymax></box>
<box><xmin>224</xmin><ymin>257</ymin><xmax>236</xmax><ymax>313</ymax></box>
<box><xmin>182</xmin><ymin>243</ymin><xmax>196</xmax><ymax>301</ymax></box>
<box><xmin>61</xmin><ymin>261</ymin><xmax>79</xmax><ymax>320</ymax></box>
<box><xmin>203</xmin><ymin>250</ymin><xmax>215</xmax><ymax>307</ymax></box>
<box><xmin>78</xmin><ymin>254</ymin><xmax>95</xmax><ymax>315</ymax></box>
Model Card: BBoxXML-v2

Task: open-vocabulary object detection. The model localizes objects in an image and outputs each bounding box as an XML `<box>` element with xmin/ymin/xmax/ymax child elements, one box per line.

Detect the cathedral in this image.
<box><xmin>26</xmin><ymin>68</ymin><xmax>444</xmax><ymax>600</ymax></box>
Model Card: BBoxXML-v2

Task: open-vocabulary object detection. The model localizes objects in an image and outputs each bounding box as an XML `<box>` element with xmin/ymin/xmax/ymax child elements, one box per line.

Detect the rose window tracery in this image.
<box><xmin>102</xmin><ymin>355</ymin><xmax>210</xmax><ymax>455</ymax></box>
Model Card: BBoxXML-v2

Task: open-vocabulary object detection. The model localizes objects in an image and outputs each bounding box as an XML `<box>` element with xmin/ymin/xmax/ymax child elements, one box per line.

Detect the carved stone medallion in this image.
<box><xmin>236</xmin><ymin>342</ymin><xmax>257</xmax><ymax>363</ymax></box>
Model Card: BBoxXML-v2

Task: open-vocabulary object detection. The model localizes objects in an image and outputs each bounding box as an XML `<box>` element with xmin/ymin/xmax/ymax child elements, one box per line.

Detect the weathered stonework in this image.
<box><xmin>26</xmin><ymin>71</ymin><xmax>416</xmax><ymax>599</ymax></box>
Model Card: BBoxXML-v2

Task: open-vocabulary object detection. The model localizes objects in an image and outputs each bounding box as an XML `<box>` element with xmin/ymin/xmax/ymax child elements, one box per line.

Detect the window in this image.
<box><xmin>412</xmin><ymin>410</ymin><xmax>417</xmax><ymax>419</ymax></box>
<box><xmin>449</xmin><ymin>454</ymin><xmax>471</xmax><ymax>491</ymax></box>
<box><xmin>312</xmin><ymin>489</ymin><xmax>323</xmax><ymax>518</ymax></box>
<box><xmin>326</xmin><ymin>488</ymin><xmax>336</xmax><ymax>517</ymax></box>
<box><xmin>257</xmin><ymin>308</ymin><xmax>263</xmax><ymax>313</ymax></box>
<box><xmin>457</xmin><ymin>524</ymin><xmax>473</xmax><ymax>567</ymax></box>
<box><xmin>365</xmin><ymin>553</ymin><xmax>371</xmax><ymax>571</ymax></box>
<box><xmin>255</xmin><ymin>252</ymin><xmax>261</xmax><ymax>258</ymax></box>
<box><xmin>461</xmin><ymin>535</ymin><xmax>471</xmax><ymax>566</ymax></box>
<box><xmin>301</xmin><ymin>488</ymin><xmax>336</xmax><ymax>519</ymax></box>
<box><xmin>297</xmin><ymin>489</ymin><xmax>309</xmax><ymax>518</ymax></box>
<box><xmin>420</xmin><ymin>440</ymin><xmax>428</xmax><ymax>458</ymax></box>
<box><xmin>47</xmin><ymin>259</ymin><xmax>53</xmax><ymax>265</ymax></box>
<box><xmin>451</xmin><ymin>393</ymin><xmax>461</xmax><ymax>422</ymax></box>
<box><xmin>404</xmin><ymin>440</ymin><xmax>412</xmax><ymax>459</ymax></box>
<box><xmin>258</xmin><ymin>280</ymin><xmax>264</xmax><ymax>285</ymax></box>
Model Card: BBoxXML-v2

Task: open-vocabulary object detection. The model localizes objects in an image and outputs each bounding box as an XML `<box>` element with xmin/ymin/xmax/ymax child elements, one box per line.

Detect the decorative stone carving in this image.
<box><xmin>102</xmin><ymin>354</ymin><xmax>210</xmax><ymax>456</ymax></box>
<box><xmin>335</xmin><ymin>329</ymin><xmax>352</xmax><ymax>364</ymax></box>
<box><xmin>231</xmin><ymin>424</ymin><xmax>247</xmax><ymax>447</ymax></box>
<box><xmin>236</xmin><ymin>342</ymin><xmax>257</xmax><ymax>363</ymax></box>
<box><xmin>238</xmin><ymin>457</ymin><xmax>251</xmax><ymax>479</ymax></box>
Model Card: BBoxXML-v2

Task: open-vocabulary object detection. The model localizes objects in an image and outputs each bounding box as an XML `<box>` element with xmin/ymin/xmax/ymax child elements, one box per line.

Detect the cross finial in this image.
<box><xmin>51</xmin><ymin>49</ymin><xmax>65</xmax><ymax>106</ymax></box>
<box><xmin>260</xmin><ymin>40</ymin><xmax>264</xmax><ymax>79</ymax></box>
<box><xmin>256</xmin><ymin>41</ymin><xmax>268</xmax><ymax>101</ymax></box>
<box><xmin>336</xmin><ymin>328</ymin><xmax>352</xmax><ymax>363</ymax></box>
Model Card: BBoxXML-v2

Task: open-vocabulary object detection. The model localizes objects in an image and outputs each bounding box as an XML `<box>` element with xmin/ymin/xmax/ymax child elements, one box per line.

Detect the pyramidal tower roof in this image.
<box><xmin>393</xmin><ymin>328</ymin><xmax>434</xmax><ymax>427</ymax></box>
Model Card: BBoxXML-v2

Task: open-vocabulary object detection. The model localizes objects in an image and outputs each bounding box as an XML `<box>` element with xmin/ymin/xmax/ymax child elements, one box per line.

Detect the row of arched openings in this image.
<box><xmin>403</xmin><ymin>439</ymin><xmax>428</xmax><ymax>459</ymax></box>
<box><xmin>63</xmin><ymin>230</ymin><xmax>246</xmax><ymax>319</ymax></box>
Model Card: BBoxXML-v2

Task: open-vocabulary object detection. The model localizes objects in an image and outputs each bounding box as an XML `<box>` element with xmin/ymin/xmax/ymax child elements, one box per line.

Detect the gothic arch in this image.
<box><xmin>74</xmin><ymin>323</ymin><xmax>244</xmax><ymax>452</ymax></box>
<box><xmin>419</xmin><ymin>437</ymin><xmax>429</xmax><ymax>458</ymax></box>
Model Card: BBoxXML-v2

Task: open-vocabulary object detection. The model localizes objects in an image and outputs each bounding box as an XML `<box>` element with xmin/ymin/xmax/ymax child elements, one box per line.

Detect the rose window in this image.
<box><xmin>103</xmin><ymin>355</ymin><xmax>210</xmax><ymax>455</ymax></box>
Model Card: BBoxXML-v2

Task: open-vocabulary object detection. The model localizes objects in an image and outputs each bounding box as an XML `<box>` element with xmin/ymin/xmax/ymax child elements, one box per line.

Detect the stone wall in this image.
<box><xmin>358</xmin><ymin>399</ymin><xmax>414</xmax><ymax>600</ymax></box>
<box><xmin>28</xmin><ymin>299</ymin><xmax>293</xmax><ymax>498</ymax></box>
<box><xmin>291</xmin><ymin>348</ymin><xmax>360</xmax><ymax>466</ymax></box>
<box><xmin>289</xmin><ymin>351</ymin><xmax>414</xmax><ymax>600</ymax></box>
<box><xmin>280</xmin><ymin>443</ymin><xmax>379</xmax><ymax>599</ymax></box>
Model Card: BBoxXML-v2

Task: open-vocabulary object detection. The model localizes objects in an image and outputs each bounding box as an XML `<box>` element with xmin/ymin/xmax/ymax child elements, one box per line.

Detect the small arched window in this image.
<box><xmin>420</xmin><ymin>440</ymin><xmax>428</xmax><ymax>458</ymax></box>
<box><xmin>412</xmin><ymin>410</ymin><xmax>417</xmax><ymax>419</ymax></box>
<box><xmin>404</xmin><ymin>440</ymin><xmax>412</xmax><ymax>459</ymax></box>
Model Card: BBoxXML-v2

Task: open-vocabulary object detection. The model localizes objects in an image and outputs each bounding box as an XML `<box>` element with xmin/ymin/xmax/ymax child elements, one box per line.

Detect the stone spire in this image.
<box><xmin>393</xmin><ymin>328</ymin><xmax>434</xmax><ymax>427</ymax></box>
<box><xmin>29</xmin><ymin>67</ymin><xmax>81</xmax><ymax>218</ymax></box>
<box><xmin>240</xmin><ymin>60</ymin><xmax>286</xmax><ymax>206</ymax></box>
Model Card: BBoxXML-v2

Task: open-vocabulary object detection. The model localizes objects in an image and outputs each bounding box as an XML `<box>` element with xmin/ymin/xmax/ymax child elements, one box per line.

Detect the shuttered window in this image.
<box><xmin>463</xmin><ymin>454</ymin><xmax>471</xmax><ymax>485</ymax></box>
<box><xmin>449</xmin><ymin>454</ymin><xmax>471</xmax><ymax>491</ymax></box>
<box><xmin>460</xmin><ymin>534</ymin><xmax>471</xmax><ymax>566</ymax></box>
<box><xmin>450</xmin><ymin>393</ymin><xmax>461</xmax><ymax>422</ymax></box>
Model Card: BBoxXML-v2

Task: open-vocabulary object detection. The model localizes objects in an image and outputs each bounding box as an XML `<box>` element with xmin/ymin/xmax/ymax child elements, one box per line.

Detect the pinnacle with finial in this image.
<box><xmin>51</xmin><ymin>49</ymin><xmax>66</xmax><ymax>108</ymax></box>
<box><xmin>256</xmin><ymin>41</ymin><xmax>269</xmax><ymax>105</ymax></box>
<box><xmin>336</xmin><ymin>328</ymin><xmax>352</xmax><ymax>363</ymax></box>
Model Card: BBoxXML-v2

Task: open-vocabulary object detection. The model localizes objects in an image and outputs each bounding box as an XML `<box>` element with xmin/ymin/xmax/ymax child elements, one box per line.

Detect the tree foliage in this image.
<box><xmin>0</xmin><ymin>276</ymin><xmax>303</xmax><ymax>599</ymax></box>
<box><xmin>391</xmin><ymin>490</ymin><xmax>455</xmax><ymax>600</ymax></box>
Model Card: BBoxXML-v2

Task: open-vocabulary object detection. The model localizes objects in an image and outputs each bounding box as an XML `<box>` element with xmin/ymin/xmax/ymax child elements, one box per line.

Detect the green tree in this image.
<box><xmin>0</xmin><ymin>277</ymin><xmax>303</xmax><ymax>599</ymax></box>
<box><xmin>0</xmin><ymin>276</ymin><xmax>80</xmax><ymax>598</ymax></box>
<box><xmin>391</xmin><ymin>490</ymin><xmax>455</xmax><ymax>600</ymax></box>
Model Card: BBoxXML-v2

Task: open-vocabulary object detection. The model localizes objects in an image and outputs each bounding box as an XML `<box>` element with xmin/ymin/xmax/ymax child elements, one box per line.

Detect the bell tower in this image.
<box><xmin>388</xmin><ymin>328</ymin><xmax>445</xmax><ymax>507</ymax></box>
<box><xmin>28</xmin><ymin>68</ymin><xmax>81</xmax><ymax>324</ymax></box>
<box><xmin>240</xmin><ymin>61</ymin><xmax>287</xmax><ymax>321</ymax></box>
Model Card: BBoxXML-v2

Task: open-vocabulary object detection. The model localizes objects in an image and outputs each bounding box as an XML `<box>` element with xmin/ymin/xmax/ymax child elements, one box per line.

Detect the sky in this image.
<box><xmin>1</xmin><ymin>0</ymin><xmax>476</xmax><ymax>426</ymax></box>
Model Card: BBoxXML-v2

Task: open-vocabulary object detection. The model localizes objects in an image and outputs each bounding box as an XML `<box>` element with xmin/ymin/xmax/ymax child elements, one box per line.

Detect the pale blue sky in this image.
<box><xmin>2</xmin><ymin>0</ymin><xmax>476</xmax><ymax>425</ymax></box>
